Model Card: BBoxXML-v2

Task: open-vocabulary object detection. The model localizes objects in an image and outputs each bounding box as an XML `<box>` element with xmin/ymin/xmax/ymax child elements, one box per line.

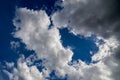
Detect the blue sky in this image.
<box><xmin>59</xmin><ymin>28</ymin><xmax>99</xmax><ymax>63</ymax></box>
<box><xmin>0</xmin><ymin>0</ymin><xmax>120</xmax><ymax>80</ymax></box>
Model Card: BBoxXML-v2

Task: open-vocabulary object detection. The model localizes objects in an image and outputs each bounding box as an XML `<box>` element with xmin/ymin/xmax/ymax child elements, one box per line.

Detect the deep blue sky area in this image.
<box><xmin>59</xmin><ymin>28</ymin><xmax>99</xmax><ymax>63</ymax></box>
<box><xmin>0</xmin><ymin>0</ymin><xmax>19</xmax><ymax>62</ymax></box>
<box><xmin>0</xmin><ymin>0</ymin><xmax>101</xmax><ymax>79</ymax></box>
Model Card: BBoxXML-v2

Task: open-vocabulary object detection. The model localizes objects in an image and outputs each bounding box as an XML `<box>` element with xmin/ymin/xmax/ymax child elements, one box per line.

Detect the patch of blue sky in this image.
<box><xmin>59</xmin><ymin>28</ymin><xmax>103</xmax><ymax>64</ymax></box>
<box><xmin>0</xmin><ymin>0</ymin><xmax>20</xmax><ymax>63</ymax></box>
<box><xmin>18</xmin><ymin>0</ymin><xmax>63</xmax><ymax>16</ymax></box>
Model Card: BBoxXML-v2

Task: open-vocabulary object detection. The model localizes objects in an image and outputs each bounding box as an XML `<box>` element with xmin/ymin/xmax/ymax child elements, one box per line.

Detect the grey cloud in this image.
<box><xmin>112</xmin><ymin>46</ymin><xmax>120</xmax><ymax>80</ymax></box>
<box><xmin>53</xmin><ymin>0</ymin><xmax>120</xmax><ymax>38</ymax></box>
<box><xmin>52</xmin><ymin>0</ymin><xmax>120</xmax><ymax>80</ymax></box>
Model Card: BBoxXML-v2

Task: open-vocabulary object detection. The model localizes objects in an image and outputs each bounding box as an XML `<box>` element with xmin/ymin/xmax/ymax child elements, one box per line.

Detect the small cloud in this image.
<box><xmin>10</xmin><ymin>41</ymin><xmax>20</xmax><ymax>49</ymax></box>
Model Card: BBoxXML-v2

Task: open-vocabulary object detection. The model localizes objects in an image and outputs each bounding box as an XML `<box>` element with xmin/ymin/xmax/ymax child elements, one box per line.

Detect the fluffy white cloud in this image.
<box><xmin>12</xmin><ymin>6</ymin><xmax>120</xmax><ymax>80</ymax></box>
<box><xmin>13</xmin><ymin>8</ymin><xmax>73</xmax><ymax>79</ymax></box>
<box><xmin>4</xmin><ymin>56</ymin><xmax>45</xmax><ymax>80</ymax></box>
<box><xmin>13</xmin><ymin>58</ymin><xmax>44</xmax><ymax>80</ymax></box>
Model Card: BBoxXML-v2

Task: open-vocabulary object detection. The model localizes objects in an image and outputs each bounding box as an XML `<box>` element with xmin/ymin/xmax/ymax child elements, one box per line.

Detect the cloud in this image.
<box><xmin>5</xmin><ymin>62</ymin><xmax>14</xmax><ymax>69</ymax></box>
<box><xmin>52</xmin><ymin>0</ymin><xmax>120</xmax><ymax>79</ymax></box>
<box><xmin>4</xmin><ymin>55</ymin><xmax>45</xmax><ymax>80</ymax></box>
<box><xmin>92</xmin><ymin>36</ymin><xmax>119</xmax><ymax>61</ymax></box>
<box><xmin>13</xmin><ymin>8</ymin><xmax>73</xmax><ymax>79</ymax></box>
<box><xmin>12</xmin><ymin>7</ymin><xmax>120</xmax><ymax>80</ymax></box>
<box><xmin>14</xmin><ymin>57</ymin><xmax>44</xmax><ymax>80</ymax></box>
<box><xmin>52</xmin><ymin>0</ymin><xmax>120</xmax><ymax>38</ymax></box>
<box><xmin>10</xmin><ymin>41</ymin><xmax>20</xmax><ymax>49</ymax></box>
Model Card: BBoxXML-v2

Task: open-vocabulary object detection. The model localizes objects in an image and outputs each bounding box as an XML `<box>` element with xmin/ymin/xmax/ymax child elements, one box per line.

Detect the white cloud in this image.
<box><xmin>92</xmin><ymin>36</ymin><xmax>119</xmax><ymax>61</ymax></box>
<box><xmin>14</xmin><ymin>59</ymin><xmax>44</xmax><ymax>80</ymax></box>
<box><xmin>4</xmin><ymin>55</ymin><xmax>45</xmax><ymax>80</ymax></box>
<box><xmin>5</xmin><ymin>62</ymin><xmax>14</xmax><ymax>69</ymax></box>
<box><xmin>12</xmin><ymin>7</ymin><xmax>120</xmax><ymax>80</ymax></box>
<box><xmin>13</xmin><ymin>8</ymin><xmax>73</xmax><ymax>79</ymax></box>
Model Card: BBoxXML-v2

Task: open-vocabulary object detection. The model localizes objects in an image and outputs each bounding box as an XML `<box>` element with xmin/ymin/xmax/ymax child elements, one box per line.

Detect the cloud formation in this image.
<box><xmin>52</xmin><ymin>0</ymin><xmax>120</xmax><ymax>80</ymax></box>
<box><xmin>52</xmin><ymin>0</ymin><xmax>120</xmax><ymax>38</ymax></box>
<box><xmin>11</xmin><ymin>4</ymin><xmax>120</xmax><ymax>80</ymax></box>
<box><xmin>13</xmin><ymin>8</ymin><xmax>73</xmax><ymax>79</ymax></box>
<box><xmin>3</xmin><ymin>55</ymin><xmax>45</xmax><ymax>80</ymax></box>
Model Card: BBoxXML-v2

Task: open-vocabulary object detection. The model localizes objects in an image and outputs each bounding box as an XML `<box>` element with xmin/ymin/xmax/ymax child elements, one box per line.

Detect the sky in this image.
<box><xmin>0</xmin><ymin>0</ymin><xmax>120</xmax><ymax>80</ymax></box>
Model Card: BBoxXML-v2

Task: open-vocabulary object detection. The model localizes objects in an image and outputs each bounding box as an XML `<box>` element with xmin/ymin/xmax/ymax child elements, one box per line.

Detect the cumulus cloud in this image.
<box><xmin>4</xmin><ymin>55</ymin><xmax>45</xmax><ymax>80</ymax></box>
<box><xmin>11</xmin><ymin>6</ymin><xmax>120</xmax><ymax>80</ymax></box>
<box><xmin>14</xmin><ymin>58</ymin><xmax>44</xmax><ymax>80</ymax></box>
<box><xmin>13</xmin><ymin>8</ymin><xmax>73</xmax><ymax>79</ymax></box>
